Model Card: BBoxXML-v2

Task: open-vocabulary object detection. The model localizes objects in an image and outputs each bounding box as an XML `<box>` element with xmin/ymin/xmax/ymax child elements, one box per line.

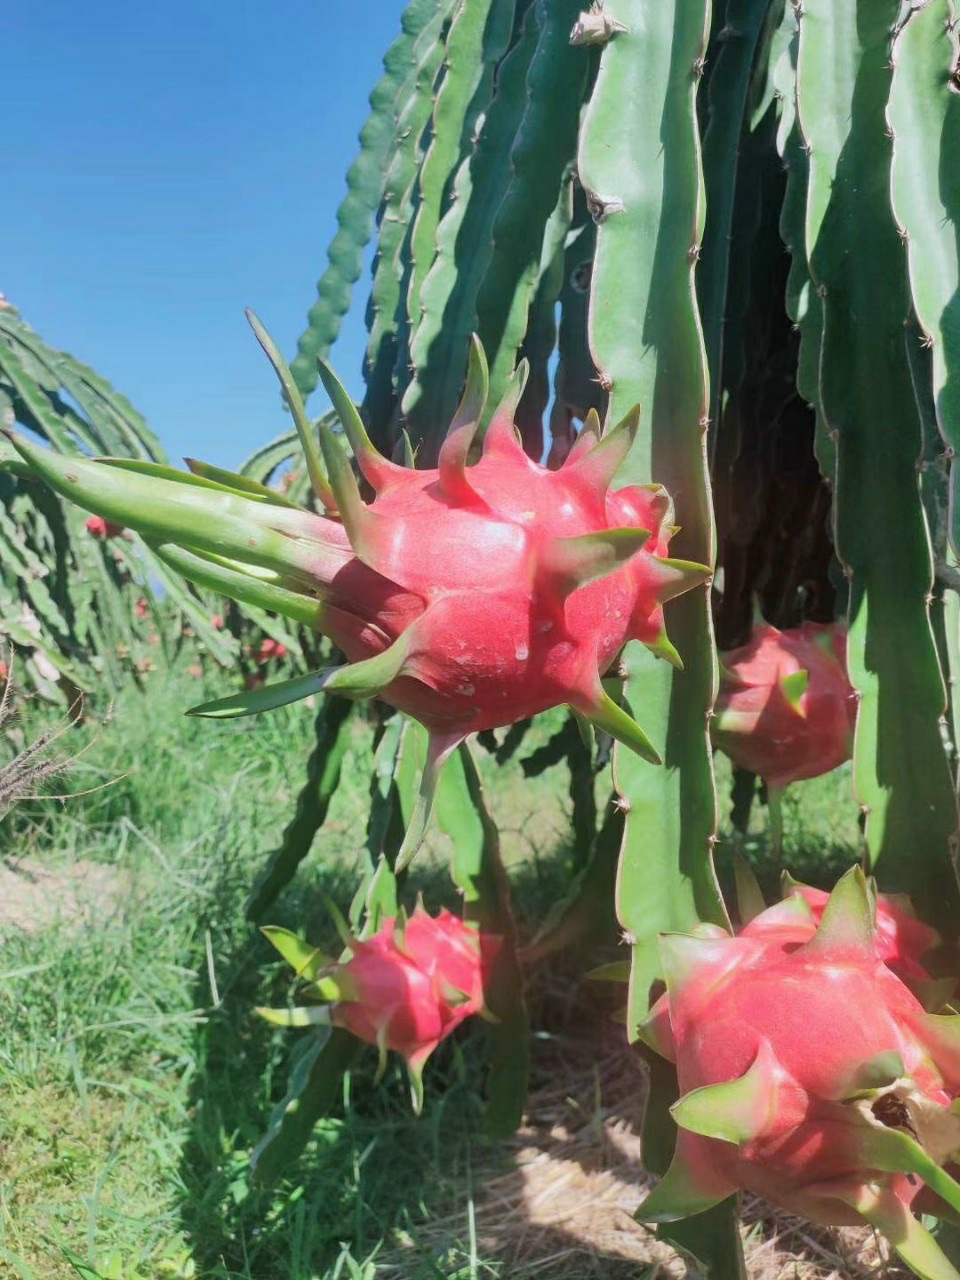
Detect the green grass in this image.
<box><xmin>0</xmin><ymin>671</ymin><xmax>864</xmax><ymax>1279</ymax></box>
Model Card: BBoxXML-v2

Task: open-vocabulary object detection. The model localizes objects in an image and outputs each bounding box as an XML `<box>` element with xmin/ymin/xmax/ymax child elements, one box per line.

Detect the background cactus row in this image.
<box><xmin>0</xmin><ymin>303</ymin><xmax>322</xmax><ymax>700</ymax></box>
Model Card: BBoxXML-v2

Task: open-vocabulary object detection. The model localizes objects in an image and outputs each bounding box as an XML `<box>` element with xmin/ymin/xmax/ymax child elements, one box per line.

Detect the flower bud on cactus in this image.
<box><xmin>261</xmin><ymin>906</ymin><xmax>496</xmax><ymax>1110</ymax></box>
<box><xmin>638</xmin><ymin>868</ymin><xmax>960</xmax><ymax>1278</ymax></box>
<box><xmin>712</xmin><ymin>622</ymin><xmax>857</xmax><ymax>789</ymax></box>
<box><xmin>4</xmin><ymin>320</ymin><xmax>709</xmax><ymax>860</ymax></box>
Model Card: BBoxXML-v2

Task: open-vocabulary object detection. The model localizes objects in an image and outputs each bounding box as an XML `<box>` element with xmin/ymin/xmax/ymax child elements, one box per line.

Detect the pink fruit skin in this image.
<box><xmin>330</xmin><ymin>908</ymin><xmax>495</xmax><ymax>1070</ymax></box>
<box><xmin>305</xmin><ymin>418</ymin><xmax>684</xmax><ymax>739</ymax></box>
<box><xmin>648</xmin><ymin>894</ymin><xmax>960</xmax><ymax>1226</ymax></box>
<box><xmin>712</xmin><ymin>622</ymin><xmax>857</xmax><ymax>789</ymax></box>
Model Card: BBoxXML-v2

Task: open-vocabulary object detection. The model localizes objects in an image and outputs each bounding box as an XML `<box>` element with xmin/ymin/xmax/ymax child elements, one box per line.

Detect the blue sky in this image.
<box><xmin>6</xmin><ymin>1</ymin><xmax>405</xmax><ymax>469</ymax></box>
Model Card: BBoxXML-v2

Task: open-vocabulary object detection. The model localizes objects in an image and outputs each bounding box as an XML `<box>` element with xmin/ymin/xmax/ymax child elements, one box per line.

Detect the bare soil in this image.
<box><xmin>0</xmin><ymin>854</ymin><xmax>133</xmax><ymax>939</ymax></box>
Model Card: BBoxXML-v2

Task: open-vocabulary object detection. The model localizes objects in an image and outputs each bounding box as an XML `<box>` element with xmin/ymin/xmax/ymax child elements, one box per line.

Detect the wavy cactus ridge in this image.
<box><xmin>798</xmin><ymin>0</ymin><xmax>960</xmax><ymax>923</ymax></box>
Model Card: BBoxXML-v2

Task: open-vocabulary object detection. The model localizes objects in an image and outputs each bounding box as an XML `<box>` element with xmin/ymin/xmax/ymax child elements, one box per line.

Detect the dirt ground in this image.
<box><xmin>0</xmin><ymin>855</ymin><xmax>132</xmax><ymax>939</ymax></box>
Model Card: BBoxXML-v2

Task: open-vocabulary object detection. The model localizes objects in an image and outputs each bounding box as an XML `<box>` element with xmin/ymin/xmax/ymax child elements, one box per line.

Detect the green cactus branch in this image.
<box><xmin>888</xmin><ymin>0</ymin><xmax>960</xmax><ymax>555</ymax></box>
<box><xmin>578</xmin><ymin>0</ymin><xmax>728</xmax><ymax>1019</ymax></box>
<box><xmin>288</xmin><ymin>0</ymin><xmax>439</xmax><ymax>400</ymax></box>
<box><xmin>474</xmin><ymin>0</ymin><xmax>590</xmax><ymax>423</ymax></box>
<box><xmin>362</xmin><ymin>0</ymin><xmax>457</xmax><ymax>448</ymax></box>
<box><xmin>799</xmin><ymin>0</ymin><xmax>960</xmax><ymax>924</ymax></box>
<box><xmin>402</xmin><ymin>0</ymin><xmax>531</xmax><ymax>455</ymax></box>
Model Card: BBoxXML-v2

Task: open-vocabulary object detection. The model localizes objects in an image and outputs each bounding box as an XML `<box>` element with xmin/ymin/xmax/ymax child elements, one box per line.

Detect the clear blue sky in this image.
<box><xmin>6</xmin><ymin>1</ymin><xmax>405</xmax><ymax>469</ymax></box>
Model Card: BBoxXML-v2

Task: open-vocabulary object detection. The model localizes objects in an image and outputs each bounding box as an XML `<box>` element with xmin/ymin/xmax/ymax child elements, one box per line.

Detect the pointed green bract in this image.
<box><xmin>779</xmin><ymin>669</ymin><xmax>808</xmax><ymax>713</ymax></box>
<box><xmin>246</xmin><ymin>309</ymin><xmax>336</xmax><ymax>510</ymax></box>
<box><xmin>255</xmin><ymin>1005</ymin><xmax>332</xmax><ymax>1029</ymax></box>
<box><xmin>542</xmin><ymin>527</ymin><xmax>651</xmax><ymax>596</ymax></box>
<box><xmin>637</xmin><ymin>1146</ymin><xmax>735</xmax><ymax>1224</ymax></box>
<box><xmin>671</xmin><ymin>1040</ymin><xmax>778</xmax><ymax>1144</ymax></box>
<box><xmin>437</xmin><ymin>335</ymin><xmax>490</xmax><ymax>500</ymax></box>
<box><xmin>732</xmin><ymin>855</ymin><xmax>765</xmax><ymax>926</ymax></box>
<box><xmin>651</xmin><ymin>557</ymin><xmax>713</xmax><ymax>605</ymax></box>
<box><xmin>149</xmin><ymin>543</ymin><xmax>324</xmax><ymax>630</ymax></box>
<box><xmin>481</xmin><ymin>359</ymin><xmax>530</xmax><ymax>450</ymax></box>
<box><xmin>186</xmin><ymin>671</ymin><xmax>334</xmax><ymax>719</ymax></box>
<box><xmin>185</xmin><ymin>457</ymin><xmax>302</xmax><ymax>509</ymax></box>
<box><xmin>565</xmin><ymin>404</ymin><xmax>641</xmax><ymax>493</ymax></box>
<box><xmin>6</xmin><ymin>429</ymin><xmax>323</xmax><ymax>582</ymax></box>
<box><xmin>394</xmin><ymin>731</ymin><xmax>464</xmax><ymax>872</ymax></box>
<box><xmin>316</xmin><ymin>353</ymin><xmax>398</xmax><ymax>492</ymax></box>
<box><xmin>839</xmin><ymin>1051</ymin><xmax>905</xmax><ymax>1098</ymax></box>
<box><xmin>800</xmin><ymin>866</ymin><xmax>874</xmax><ymax>956</ymax></box>
<box><xmin>580</xmin><ymin>687</ymin><xmax>662</xmax><ymax>766</ymax></box>
<box><xmin>315</xmin><ymin>423</ymin><xmax>382</xmax><ymax>567</ymax></box>
<box><xmin>830</xmin><ymin>1184</ymin><xmax>960</xmax><ymax>1280</ymax></box>
<box><xmin>321</xmin><ymin>635</ymin><xmax>413</xmax><ymax>700</ymax></box>
<box><xmin>260</xmin><ymin>926</ymin><xmax>334</xmax><ymax>981</ymax></box>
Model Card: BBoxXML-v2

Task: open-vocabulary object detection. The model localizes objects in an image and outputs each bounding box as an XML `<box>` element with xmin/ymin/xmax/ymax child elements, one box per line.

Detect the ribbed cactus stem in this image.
<box><xmin>798</xmin><ymin>0</ymin><xmax>960</xmax><ymax>923</ymax></box>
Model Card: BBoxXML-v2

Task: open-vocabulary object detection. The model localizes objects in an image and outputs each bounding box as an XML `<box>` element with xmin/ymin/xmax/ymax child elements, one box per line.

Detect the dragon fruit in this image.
<box><xmin>639</xmin><ymin>868</ymin><xmax>960</xmax><ymax>1277</ymax></box>
<box><xmin>712</xmin><ymin>622</ymin><xmax>857</xmax><ymax>790</ymax></box>
<box><xmin>261</xmin><ymin>905</ymin><xmax>495</xmax><ymax>1108</ymax></box>
<box><xmin>5</xmin><ymin>319</ymin><xmax>707</xmax><ymax>858</ymax></box>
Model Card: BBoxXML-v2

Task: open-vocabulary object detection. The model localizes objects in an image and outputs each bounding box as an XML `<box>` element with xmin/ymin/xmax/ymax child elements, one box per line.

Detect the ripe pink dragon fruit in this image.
<box><xmin>262</xmin><ymin>905</ymin><xmax>495</xmax><ymax>1107</ymax></box>
<box><xmin>712</xmin><ymin>622</ymin><xmax>857</xmax><ymax>789</ymax></box>
<box><xmin>639</xmin><ymin>869</ymin><xmax>960</xmax><ymax>1275</ymax></box>
<box><xmin>5</xmin><ymin>321</ymin><xmax>708</xmax><ymax>859</ymax></box>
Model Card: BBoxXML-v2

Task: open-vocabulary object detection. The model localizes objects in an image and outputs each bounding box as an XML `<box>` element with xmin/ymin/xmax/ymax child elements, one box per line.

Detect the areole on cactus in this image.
<box><xmin>4</xmin><ymin>313</ymin><xmax>708</xmax><ymax>861</ymax></box>
<box><xmin>259</xmin><ymin>904</ymin><xmax>495</xmax><ymax>1110</ymax></box>
<box><xmin>638</xmin><ymin>867</ymin><xmax>960</xmax><ymax>1279</ymax></box>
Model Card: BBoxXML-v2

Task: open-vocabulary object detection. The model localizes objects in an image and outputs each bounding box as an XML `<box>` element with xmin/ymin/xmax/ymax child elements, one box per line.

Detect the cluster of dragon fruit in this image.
<box><xmin>8</xmin><ymin>322</ymin><xmax>958</xmax><ymax>1274</ymax></box>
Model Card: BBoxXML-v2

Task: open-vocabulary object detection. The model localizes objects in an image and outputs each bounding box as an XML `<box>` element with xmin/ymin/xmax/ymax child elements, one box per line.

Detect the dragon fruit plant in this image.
<box><xmin>259</xmin><ymin>905</ymin><xmax>494</xmax><ymax>1110</ymax></box>
<box><xmin>3</xmin><ymin>321</ymin><xmax>706</xmax><ymax>861</ymax></box>
<box><xmin>639</xmin><ymin>868</ymin><xmax>960</xmax><ymax>1278</ymax></box>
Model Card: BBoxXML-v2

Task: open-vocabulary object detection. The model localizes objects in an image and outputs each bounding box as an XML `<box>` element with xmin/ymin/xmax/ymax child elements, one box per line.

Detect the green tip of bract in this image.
<box><xmin>582</xmin><ymin>687</ymin><xmax>662</xmax><ymax>764</ymax></box>
<box><xmin>245</xmin><ymin>308</ymin><xmax>337</xmax><ymax>512</ymax></box>
<box><xmin>801</xmin><ymin>865</ymin><xmax>875</xmax><ymax>956</ymax></box>
<box><xmin>779</xmin><ymin>669</ymin><xmax>809</xmax><ymax>713</ymax></box>
<box><xmin>438</xmin><ymin>336</ymin><xmax>491</xmax><ymax>501</ymax></box>
<box><xmin>542</xmin><ymin>527</ymin><xmax>651</xmax><ymax>596</ymax></box>
<box><xmin>671</xmin><ymin>1040</ymin><xmax>778</xmax><ymax>1144</ymax></box>
<box><xmin>316</xmin><ymin>353</ymin><xmax>397</xmax><ymax>492</ymax></box>
<box><xmin>260</xmin><ymin>925</ymin><xmax>334</xmax><ymax>980</ymax></box>
<box><xmin>636</xmin><ymin>1144</ymin><xmax>733</xmax><ymax>1224</ymax></box>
